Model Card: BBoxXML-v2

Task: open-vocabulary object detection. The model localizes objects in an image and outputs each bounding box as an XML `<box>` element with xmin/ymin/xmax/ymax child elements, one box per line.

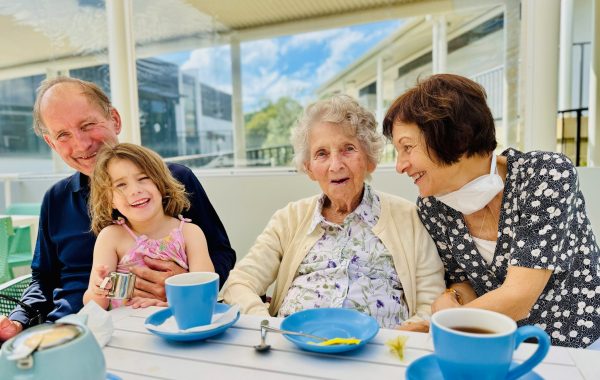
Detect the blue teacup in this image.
<box><xmin>165</xmin><ymin>272</ymin><xmax>219</xmax><ymax>330</ymax></box>
<box><xmin>431</xmin><ymin>308</ymin><xmax>550</xmax><ymax>380</ymax></box>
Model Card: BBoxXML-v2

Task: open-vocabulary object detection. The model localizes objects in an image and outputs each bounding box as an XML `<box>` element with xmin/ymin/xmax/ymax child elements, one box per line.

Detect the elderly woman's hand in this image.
<box><xmin>396</xmin><ymin>320</ymin><xmax>430</xmax><ymax>332</ymax></box>
<box><xmin>431</xmin><ymin>289</ymin><xmax>462</xmax><ymax>314</ymax></box>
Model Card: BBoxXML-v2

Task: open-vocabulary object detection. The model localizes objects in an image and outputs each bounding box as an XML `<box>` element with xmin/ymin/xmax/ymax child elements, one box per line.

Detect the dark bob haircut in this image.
<box><xmin>382</xmin><ymin>74</ymin><xmax>497</xmax><ymax>165</ymax></box>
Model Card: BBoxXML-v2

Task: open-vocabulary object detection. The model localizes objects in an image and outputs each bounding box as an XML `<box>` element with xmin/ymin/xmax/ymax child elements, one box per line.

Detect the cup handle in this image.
<box><xmin>506</xmin><ymin>325</ymin><xmax>550</xmax><ymax>380</ymax></box>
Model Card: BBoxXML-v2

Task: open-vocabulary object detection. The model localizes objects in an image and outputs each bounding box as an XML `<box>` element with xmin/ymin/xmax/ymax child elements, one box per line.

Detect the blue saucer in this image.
<box><xmin>280</xmin><ymin>308</ymin><xmax>379</xmax><ymax>353</ymax></box>
<box><xmin>406</xmin><ymin>354</ymin><xmax>543</xmax><ymax>380</ymax></box>
<box><xmin>106</xmin><ymin>372</ymin><xmax>122</xmax><ymax>380</ymax></box>
<box><xmin>144</xmin><ymin>303</ymin><xmax>239</xmax><ymax>342</ymax></box>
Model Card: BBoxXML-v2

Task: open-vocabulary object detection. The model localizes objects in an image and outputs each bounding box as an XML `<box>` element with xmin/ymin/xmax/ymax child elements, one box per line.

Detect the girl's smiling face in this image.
<box><xmin>108</xmin><ymin>158</ymin><xmax>164</xmax><ymax>223</ymax></box>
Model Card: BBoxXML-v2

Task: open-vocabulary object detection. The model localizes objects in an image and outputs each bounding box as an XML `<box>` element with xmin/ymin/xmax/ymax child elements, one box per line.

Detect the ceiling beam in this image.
<box><xmin>230</xmin><ymin>0</ymin><xmax>503</xmax><ymax>41</ymax></box>
<box><xmin>0</xmin><ymin>0</ymin><xmax>503</xmax><ymax>80</ymax></box>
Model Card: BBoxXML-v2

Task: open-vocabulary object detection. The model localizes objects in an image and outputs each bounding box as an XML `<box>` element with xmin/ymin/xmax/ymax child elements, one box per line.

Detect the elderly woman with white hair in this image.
<box><xmin>222</xmin><ymin>95</ymin><xmax>444</xmax><ymax>330</ymax></box>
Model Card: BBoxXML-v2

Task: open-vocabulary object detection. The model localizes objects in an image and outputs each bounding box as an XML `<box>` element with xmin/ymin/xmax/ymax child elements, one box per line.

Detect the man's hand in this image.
<box><xmin>129</xmin><ymin>257</ymin><xmax>187</xmax><ymax>301</ymax></box>
<box><xmin>0</xmin><ymin>316</ymin><xmax>23</xmax><ymax>341</ymax></box>
<box><xmin>396</xmin><ymin>320</ymin><xmax>430</xmax><ymax>333</ymax></box>
<box><xmin>126</xmin><ymin>297</ymin><xmax>169</xmax><ymax>309</ymax></box>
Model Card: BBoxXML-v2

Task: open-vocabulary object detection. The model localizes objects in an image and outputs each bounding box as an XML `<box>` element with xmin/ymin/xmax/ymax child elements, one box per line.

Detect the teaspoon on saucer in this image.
<box><xmin>258</xmin><ymin>319</ymin><xmax>328</xmax><ymax>342</ymax></box>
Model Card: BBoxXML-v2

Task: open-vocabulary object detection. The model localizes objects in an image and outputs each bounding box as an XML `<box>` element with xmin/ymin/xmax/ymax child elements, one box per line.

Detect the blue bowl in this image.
<box><xmin>280</xmin><ymin>308</ymin><xmax>379</xmax><ymax>353</ymax></box>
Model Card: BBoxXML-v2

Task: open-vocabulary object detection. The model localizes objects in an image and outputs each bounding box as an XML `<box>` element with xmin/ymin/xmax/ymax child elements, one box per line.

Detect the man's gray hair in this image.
<box><xmin>32</xmin><ymin>77</ymin><xmax>112</xmax><ymax>136</ymax></box>
<box><xmin>291</xmin><ymin>94</ymin><xmax>383</xmax><ymax>172</ymax></box>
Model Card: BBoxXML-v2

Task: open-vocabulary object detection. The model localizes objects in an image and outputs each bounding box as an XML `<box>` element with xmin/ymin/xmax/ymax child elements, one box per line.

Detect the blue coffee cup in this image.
<box><xmin>165</xmin><ymin>272</ymin><xmax>219</xmax><ymax>330</ymax></box>
<box><xmin>431</xmin><ymin>308</ymin><xmax>550</xmax><ymax>380</ymax></box>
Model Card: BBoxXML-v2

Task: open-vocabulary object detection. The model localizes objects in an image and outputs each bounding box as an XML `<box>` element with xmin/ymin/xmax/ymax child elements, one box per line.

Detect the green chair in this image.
<box><xmin>9</xmin><ymin>225</ymin><xmax>32</xmax><ymax>255</ymax></box>
<box><xmin>4</xmin><ymin>203</ymin><xmax>39</xmax><ymax>260</ymax></box>
<box><xmin>5</xmin><ymin>202</ymin><xmax>41</xmax><ymax>216</ymax></box>
<box><xmin>0</xmin><ymin>217</ymin><xmax>33</xmax><ymax>281</ymax></box>
<box><xmin>0</xmin><ymin>274</ymin><xmax>33</xmax><ymax>316</ymax></box>
<box><xmin>0</xmin><ymin>217</ymin><xmax>12</xmax><ymax>284</ymax></box>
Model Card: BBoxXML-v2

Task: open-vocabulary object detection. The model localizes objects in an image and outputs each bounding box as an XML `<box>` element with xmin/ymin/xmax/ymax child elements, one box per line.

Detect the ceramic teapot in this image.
<box><xmin>0</xmin><ymin>314</ymin><xmax>106</xmax><ymax>380</ymax></box>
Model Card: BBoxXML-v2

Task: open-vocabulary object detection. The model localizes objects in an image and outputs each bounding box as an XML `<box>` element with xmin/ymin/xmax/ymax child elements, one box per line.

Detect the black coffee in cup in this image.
<box><xmin>451</xmin><ymin>326</ymin><xmax>496</xmax><ymax>334</ymax></box>
<box><xmin>431</xmin><ymin>308</ymin><xmax>551</xmax><ymax>380</ymax></box>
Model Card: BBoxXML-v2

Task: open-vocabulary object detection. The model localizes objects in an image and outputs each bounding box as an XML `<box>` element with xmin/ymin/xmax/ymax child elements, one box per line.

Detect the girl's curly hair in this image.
<box><xmin>89</xmin><ymin>143</ymin><xmax>190</xmax><ymax>235</ymax></box>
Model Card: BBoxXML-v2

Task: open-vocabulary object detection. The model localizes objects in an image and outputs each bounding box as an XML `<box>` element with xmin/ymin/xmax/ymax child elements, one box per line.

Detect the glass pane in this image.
<box><xmin>0</xmin><ymin>75</ymin><xmax>48</xmax><ymax>164</ymax></box>
<box><xmin>2</xmin><ymin>2</ymin><xmax>533</xmax><ymax>171</ymax></box>
<box><xmin>141</xmin><ymin>19</ymin><xmax>403</xmax><ymax>169</ymax></box>
<box><xmin>241</xmin><ymin>21</ymin><xmax>400</xmax><ymax>168</ymax></box>
<box><xmin>0</xmin><ymin>0</ymin><xmax>108</xmax><ymax>174</ymax></box>
<box><xmin>131</xmin><ymin>0</ymin><xmax>231</xmax><ymax>167</ymax></box>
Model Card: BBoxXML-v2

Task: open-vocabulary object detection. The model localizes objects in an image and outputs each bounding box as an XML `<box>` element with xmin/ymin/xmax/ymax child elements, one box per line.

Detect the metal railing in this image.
<box><xmin>164</xmin><ymin>144</ymin><xmax>295</xmax><ymax>169</ymax></box>
<box><xmin>558</xmin><ymin>107</ymin><xmax>588</xmax><ymax>166</ymax></box>
<box><xmin>165</xmin><ymin>151</ymin><xmax>234</xmax><ymax>168</ymax></box>
<box><xmin>246</xmin><ymin>145</ymin><xmax>294</xmax><ymax>167</ymax></box>
<box><xmin>471</xmin><ymin>66</ymin><xmax>504</xmax><ymax>120</ymax></box>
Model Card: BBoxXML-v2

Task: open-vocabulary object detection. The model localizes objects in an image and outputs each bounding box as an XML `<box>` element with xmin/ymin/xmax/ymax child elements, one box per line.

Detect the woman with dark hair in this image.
<box><xmin>383</xmin><ymin>73</ymin><xmax>599</xmax><ymax>348</ymax></box>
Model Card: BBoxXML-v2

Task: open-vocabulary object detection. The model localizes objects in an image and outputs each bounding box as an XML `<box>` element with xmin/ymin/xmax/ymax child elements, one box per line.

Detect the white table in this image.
<box><xmin>0</xmin><ymin>214</ymin><xmax>39</xmax><ymax>252</ymax></box>
<box><xmin>105</xmin><ymin>306</ymin><xmax>600</xmax><ymax>379</ymax></box>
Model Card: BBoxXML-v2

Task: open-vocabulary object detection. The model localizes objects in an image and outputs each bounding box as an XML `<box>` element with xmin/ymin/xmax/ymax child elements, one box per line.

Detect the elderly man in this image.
<box><xmin>0</xmin><ymin>77</ymin><xmax>236</xmax><ymax>340</ymax></box>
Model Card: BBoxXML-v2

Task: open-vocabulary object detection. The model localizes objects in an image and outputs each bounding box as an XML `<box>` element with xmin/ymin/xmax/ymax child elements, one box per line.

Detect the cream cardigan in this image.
<box><xmin>221</xmin><ymin>190</ymin><xmax>445</xmax><ymax>324</ymax></box>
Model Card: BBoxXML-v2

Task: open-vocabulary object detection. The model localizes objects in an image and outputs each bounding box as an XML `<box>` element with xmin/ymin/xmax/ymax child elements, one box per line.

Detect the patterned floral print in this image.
<box><xmin>115</xmin><ymin>217</ymin><xmax>189</xmax><ymax>273</ymax></box>
<box><xmin>417</xmin><ymin>149</ymin><xmax>600</xmax><ymax>348</ymax></box>
<box><xmin>278</xmin><ymin>184</ymin><xmax>410</xmax><ymax>328</ymax></box>
<box><xmin>110</xmin><ymin>217</ymin><xmax>190</xmax><ymax>309</ymax></box>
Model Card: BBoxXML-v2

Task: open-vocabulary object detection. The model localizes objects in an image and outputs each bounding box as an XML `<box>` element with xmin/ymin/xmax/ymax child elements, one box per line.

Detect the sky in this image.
<box><xmin>160</xmin><ymin>20</ymin><xmax>402</xmax><ymax>113</ymax></box>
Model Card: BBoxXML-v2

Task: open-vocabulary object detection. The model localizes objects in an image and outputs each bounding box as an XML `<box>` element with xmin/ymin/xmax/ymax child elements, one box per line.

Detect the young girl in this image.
<box><xmin>83</xmin><ymin>143</ymin><xmax>214</xmax><ymax>309</ymax></box>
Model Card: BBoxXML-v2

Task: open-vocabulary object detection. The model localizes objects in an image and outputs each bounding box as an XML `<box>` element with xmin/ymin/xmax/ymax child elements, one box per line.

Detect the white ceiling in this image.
<box><xmin>0</xmin><ymin>0</ymin><xmax>499</xmax><ymax>78</ymax></box>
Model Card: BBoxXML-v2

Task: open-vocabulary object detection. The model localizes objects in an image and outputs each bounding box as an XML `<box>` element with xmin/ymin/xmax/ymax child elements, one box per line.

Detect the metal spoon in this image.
<box><xmin>261</xmin><ymin>321</ymin><xmax>328</xmax><ymax>341</ymax></box>
<box><xmin>254</xmin><ymin>320</ymin><xmax>271</xmax><ymax>352</ymax></box>
<box><xmin>6</xmin><ymin>332</ymin><xmax>43</xmax><ymax>361</ymax></box>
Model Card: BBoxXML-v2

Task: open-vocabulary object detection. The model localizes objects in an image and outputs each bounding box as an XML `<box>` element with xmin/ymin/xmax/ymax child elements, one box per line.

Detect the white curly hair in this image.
<box><xmin>291</xmin><ymin>95</ymin><xmax>383</xmax><ymax>173</ymax></box>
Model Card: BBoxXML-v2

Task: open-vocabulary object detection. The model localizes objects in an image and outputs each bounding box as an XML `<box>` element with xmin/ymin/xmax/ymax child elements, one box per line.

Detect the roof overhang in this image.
<box><xmin>0</xmin><ymin>0</ymin><xmax>504</xmax><ymax>80</ymax></box>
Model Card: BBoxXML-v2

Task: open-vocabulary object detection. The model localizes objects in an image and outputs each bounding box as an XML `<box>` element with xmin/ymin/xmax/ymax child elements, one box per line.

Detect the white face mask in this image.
<box><xmin>434</xmin><ymin>155</ymin><xmax>504</xmax><ymax>215</ymax></box>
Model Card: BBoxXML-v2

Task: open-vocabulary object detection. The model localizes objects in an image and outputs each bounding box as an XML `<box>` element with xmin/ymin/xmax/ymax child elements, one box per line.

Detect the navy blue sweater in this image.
<box><xmin>10</xmin><ymin>163</ymin><xmax>236</xmax><ymax>327</ymax></box>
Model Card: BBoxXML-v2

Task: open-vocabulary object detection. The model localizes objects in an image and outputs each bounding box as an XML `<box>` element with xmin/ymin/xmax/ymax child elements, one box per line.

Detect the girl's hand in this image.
<box><xmin>126</xmin><ymin>297</ymin><xmax>168</xmax><ymax>309</ymax></box>
<box><xmin>92</xmin><ymin>265</ymin><xmax>111</xmax><ymax>298</ymax></box>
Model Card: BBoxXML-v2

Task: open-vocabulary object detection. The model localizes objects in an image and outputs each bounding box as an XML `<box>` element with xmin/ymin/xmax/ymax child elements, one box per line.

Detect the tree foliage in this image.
<box><xmin>245</xmin><ymin>97</ymin><xmax>303</xmax><ymax>149</ymax></box>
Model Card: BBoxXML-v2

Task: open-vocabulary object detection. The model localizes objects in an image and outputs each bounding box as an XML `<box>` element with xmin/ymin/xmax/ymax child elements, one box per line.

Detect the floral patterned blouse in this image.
<box><xmin>417</xmin><ymin>149</ymin><xmax>600</xmax><ymax>348</ymax></box>
<box><xmin>278</xmin><ymin>184</ymin><xmax>410</xmax><ymax>328</ymax></box>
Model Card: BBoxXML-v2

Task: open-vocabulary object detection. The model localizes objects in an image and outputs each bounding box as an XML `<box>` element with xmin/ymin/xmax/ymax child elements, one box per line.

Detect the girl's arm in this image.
<box><xmin>83</xmin><ymin>228</ymin><xmax>119</xmax><ymax>309</ymax></box>
<box><xmin>183</xmin><ymin>223</ymin><xmax>214</xmax><ymax>272</ymax></box>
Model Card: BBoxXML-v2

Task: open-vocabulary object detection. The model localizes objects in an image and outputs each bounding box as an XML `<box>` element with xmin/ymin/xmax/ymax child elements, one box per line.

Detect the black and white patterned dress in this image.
<box><xmin>417</xmin><ymin>148</ymin><xmax>600</xmax><ymax>348</ymax></box>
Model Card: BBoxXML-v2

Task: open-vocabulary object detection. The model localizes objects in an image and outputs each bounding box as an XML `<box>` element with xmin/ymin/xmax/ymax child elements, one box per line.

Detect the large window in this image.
<box><xmin>0</xmin><ymin>75</ymin><xmax>47</xmax><ymax>157</ymax></box>
<box><xmin>150</xmin><ymin>19</ymin><xmax>402</xmax><ymax>168</ymax></box>
<box><xmin>0</xmin><ymin>1</ymin><xmax>524</xmax><ymax>173</ymax></box>
<box><xmin>0</xmin><ymin>0</ymin><xmax>110</xmax><ymax>174</ymax></box>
